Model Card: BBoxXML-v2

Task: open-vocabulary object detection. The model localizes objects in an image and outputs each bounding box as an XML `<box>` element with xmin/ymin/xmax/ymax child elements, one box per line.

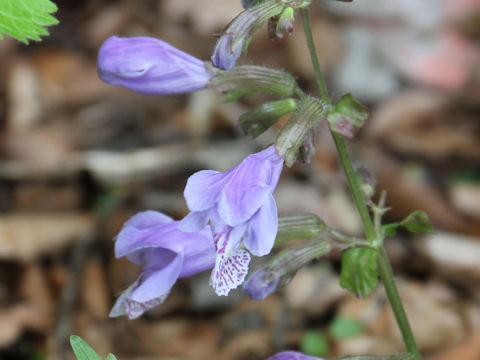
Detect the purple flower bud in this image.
<box><xmin>211</xmin><ymin>1</ymin><xmax>284</xmax><ymax>70</ymax></box>
<box><xmin>110</xmin><ymin>211</ymin><xmax>215</xmax><ymax>319</ymax></box>
<box><xmin>211</xmin><ymin>33</ymin><xmax>242</xmax><ymax>71</ymax></box>
<box><xmin>243</xmin><ymin>239</ymin><xmax>332</xmax><ymax>300</ymax></box>
<box><xmin>98</xmin><ymin>36</ymin><xmax>213</xmax><ymax>95</ymax></box>
<box><xmin>179</xmin><ymin>145</ymin><xmax>284</xmax><ymax>296</ymax></box>
<box><xmin>242</xmin><ymin>267</ymin><xmax>283</xmax><ymax>300</ymax></box>
<box><xmin>268</xmin><ymin>351</ymin><xmax>324</xmax><ymax>360</ymax></box>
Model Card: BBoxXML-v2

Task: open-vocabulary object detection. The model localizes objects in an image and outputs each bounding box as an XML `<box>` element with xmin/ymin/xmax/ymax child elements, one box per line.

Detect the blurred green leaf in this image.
<box><xmin>70</xmin><ymin>336</ymin><xmax>102</xmax><ymax>360</ymax></box>
<box><xmin>328</xmin><ymin>316</ymin><xmax>364</xmax><ymax>339</ymax></box>
<box><xmin>300</xmin><ymin>331</ymin><xmax>329</xmax><ymax>358</ymax></box>
<box><xmin>340</xmin><ymin>248</ymin><xmax>378</xmax><ymax>298</ymax></box>
<box><xmin>382</xmin><ymin>210</ymin><xmax>434</xmax><ymax>237</ymax></box>
<box><xmin>70</xmin><ymin>336</ymin><xmax>118</xmax><ymax>360</ymax></box>
<box><xmin>0</xmin><ymin>0</ymin><xmax>59</xmax><ymax>44</ymax></box>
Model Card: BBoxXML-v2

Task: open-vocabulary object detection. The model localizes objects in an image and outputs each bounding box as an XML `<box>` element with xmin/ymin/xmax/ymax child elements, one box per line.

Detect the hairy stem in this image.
<box><xmin>300</xmin><ymin>8</ymin><xmax>421</xmax><ymax>360</ymax></box>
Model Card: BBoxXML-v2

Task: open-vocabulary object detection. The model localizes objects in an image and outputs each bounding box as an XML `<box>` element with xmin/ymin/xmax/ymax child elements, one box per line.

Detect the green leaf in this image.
<box><xmin>0</xmin><ymin>0</ymin><xmax>59</xmax><ymax>44</ymax></box>
<box><xmin>340</xmin><ymin>248</ymin><xmax>378</xmax><ymax>298</ymax></box>
<box><xmin>328</xmin><ymin>316</ymin><xmax>364</xmax><ymax>339</ymax></box>
<box><xmin>70</xmin><ymin>336</ymin><xmax>102</xmax><ymax>360</ymax></box>
<box><xmin>107</xmin><ymin>355</ymin><xmax>118</xmax><ymax>360</ymax></box>
<box><xmin>300</xmin><ymin>331</ymin><xmax>329</xmax><ymax>358</ymax></box>
<box><xmin>382</xmin><ymin>210</ymin><xmax>434</xmax><ymax>237</ymax></box>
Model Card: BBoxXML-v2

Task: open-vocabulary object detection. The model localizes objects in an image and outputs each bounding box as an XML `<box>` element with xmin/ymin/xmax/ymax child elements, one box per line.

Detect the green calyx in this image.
<box><xmin>240</xmin><ymin>98</ymin><xmax>297</xmax><ymax>138</ymax></box>
<box><xmin>208</xmin><ymin>65</ymin><xmax>297</xmax><ymax>102</ymax></box>
<box><xmin>275</xmin><ymin>96</ymin><xmax>326</xmax><ymax>166</ymax></box>
<box><xmin>276</xmin><ymin>7</ymin><xmax>295</xmax><ymax>39</ymax></box>
<box><xmin>276</xmin><ymin>213</ymin><xmax>327</xmax><ymax>245</ymax></box>
<box><xmin>281</xmin><ymin>0</ymin><xmax>312</xmax><ymax>9</ymax></box>
<box><xmin>327</xmin><ymin>93</ymin><xmax>369</xmax><ymax>138</ymax></box>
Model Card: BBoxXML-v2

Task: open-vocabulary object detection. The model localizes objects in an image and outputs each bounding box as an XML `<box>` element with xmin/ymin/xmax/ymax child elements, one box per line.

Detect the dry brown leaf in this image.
<box><xmin>368</xmin><ymin>90</ymin><xmax>480</xmax><ymax>161</ymax></box>
<box><xmin>338</xmin><ymin>280</ymin><xmax>466</xmax><ymax>355</ymax></box>
<box><xmin>430</xmin><ymin>332</ymin><xmax>480</xmax><ymax>360</ymax></box>
<box><xmin>162</xmin><ymin>0</ymin><xmax>242</xmax><ymax>34</ymax></box>
<box><xmin>81</xmin><ymin>259</ymin><xmax>110</xmax><ymax>320</ymax></box>
<box><xmin>0</xmin><ymin>213</ymin><xmax>93</xmax><ymax>261</ymax></box>
<box><xmin>414</xmin><ymin>232</ymin><xmax>480</xmax><ymax>285</ymax></box>
<box><xmin>0</xmin><ymin>304</ymin><xmax>52</xmax><ymax>348</ymax></box>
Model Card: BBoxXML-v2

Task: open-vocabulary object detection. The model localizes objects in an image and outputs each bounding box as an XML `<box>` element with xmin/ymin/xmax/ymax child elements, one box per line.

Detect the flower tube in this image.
<box><xmin>98</xmin><ymin>36</ymin><xmax>213</xmax><ymax>95</ymax></box>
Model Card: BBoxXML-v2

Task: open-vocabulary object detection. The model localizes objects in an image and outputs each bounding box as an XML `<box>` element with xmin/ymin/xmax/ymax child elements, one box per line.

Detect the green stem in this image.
<box><xmin>300</xmin><ymin>9</ymin><xmax>330</xmax><ymax>104</ymax></box>
<box><xmin>300</xmin><ymin>8</ymin><xmax>422</xmax><ymax>360</ymax></box>
<box><xmin>377</xmin><ymin>246</ymin><xmax>422</xmax><ymax>360</ymax></box>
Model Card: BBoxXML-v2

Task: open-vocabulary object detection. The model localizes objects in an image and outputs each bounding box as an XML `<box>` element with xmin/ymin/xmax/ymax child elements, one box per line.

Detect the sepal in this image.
<box><xmin>240</xmin><ymin>98</ymin><xmax>297</xmax><ymax>138</ymax></box>
<box><xmin>276</xmin><ymin>213</ymin><xmax>326</xmax><ymax>245</ymax></box>
<box><xmin>275</xmin><ymin>96</ymin><xmax>326</xmax><ymax>166</ymax></box>
<box><xmin>327</xmin><ymin>93</ymin><xmax>368</xmax><ymax>138</ymax></box>
<box><xmin>208</xmin><ymin>65</ymin><xmax>297</xmax><ymax>101</ymax></box>
<box><xmin>242</xmin><ymin>0</ymin><xmax>267</xmax><ymax>9</ymax></box>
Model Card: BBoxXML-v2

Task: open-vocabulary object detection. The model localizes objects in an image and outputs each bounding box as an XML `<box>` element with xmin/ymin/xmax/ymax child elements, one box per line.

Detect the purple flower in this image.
<box><xmin>98</xmin><ymin>36</ymin><xmax>213</xmax><ymax>95</ymax></box>
<box><xmin>110</xmin><ymin>211</ymin><xmax>215</xmax><ymax>319</ymax></box>
<box><xmin>267</xmin><ymin>351</ymin><xmax>324</xmax><ymax>360</ymax></box>
<box><xmin>243</xmin><ymin>267</ymin><xmax>281</xmax><ymax>300</ymax></box>
<box><xmin>179</xmin><ymin>145</ymin><xmax>284</xmax><ymax>296</ymax></box>
<box><xmin>211</xmin><ymin>33</ymin><xmax>242</xmax><ymax>71</ymax></box>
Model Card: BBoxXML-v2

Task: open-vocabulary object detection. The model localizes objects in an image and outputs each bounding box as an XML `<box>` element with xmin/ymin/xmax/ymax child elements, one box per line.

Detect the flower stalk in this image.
<box><xmin>300</xmin><ymin>8</ymin><xmax>422</xmax><ymax>360</ymax></box>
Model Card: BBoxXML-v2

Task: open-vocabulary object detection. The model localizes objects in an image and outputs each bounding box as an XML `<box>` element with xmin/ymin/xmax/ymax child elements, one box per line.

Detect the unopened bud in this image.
<box><xmin>356</xmin><ymin>166</ymin><xmax>376</xmax><ymax>202</ymax></box>
<box><xmin>212</xmin><ymin>0</ymin><xmax>284</xmax><ymax>70</ymax></box>
<box><xmin>240</xmin><ymin>99</ymin><xmax>297</xmax><ymax>138</ymax></box>
<box><xmin>327</xmin><ymin>93</ymin><xmax>368</xmax><ymax>138</ymax></box>
<box><xmin>275</xmin><ymin>96</ymin><xmax>326</xmax><ymax>166</ymax></box>
<box><xmin>243</xmin><ymin>238</ymin><xmax>333</xmax><ymax>300</ymax></box>
<box><xmin>208</xmin><ymin>65</ymin><xmax>297</xmax><ymax>102</ymax></box>
<box><xmin>281</xmin><ymin>0</ymin><xmax>312</xmax><ymax>8</ymax></box>
<box><xmin>276</xmin><ymin>7</ymin><xmax>295</xmax><ymax>39</ymax></box>
<box><xmin>276</xmin><ymin>213</ymin><xmax>326</xmax><ymax>245</ymax></box>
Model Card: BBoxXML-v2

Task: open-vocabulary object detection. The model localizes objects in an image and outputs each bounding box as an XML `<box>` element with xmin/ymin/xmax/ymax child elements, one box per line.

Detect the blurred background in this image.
<box><xmin>0</xmin><ymin>0</ymin><xmax>479</xmax><ymax>359</ymax></box>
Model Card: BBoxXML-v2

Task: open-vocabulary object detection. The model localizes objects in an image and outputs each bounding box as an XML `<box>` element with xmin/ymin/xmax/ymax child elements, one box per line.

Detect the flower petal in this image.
<box><xmin>209</xmin><ymin>225</ymin><xmax>250</xmax><ymax>296</ymax></box>
<box><xmin>115</xmin><ymin>221</ymin><xmax>181</xmax><ymax>260</ymax></box>
<box><xmin>267</xmin><ymin>351</ymin><xmax>324</xmax><ymax>360</ymax></box>
<box><xmin>243</xmin><ymin>193</ymin><xmax>277</xmax><ymax>256</ymax></box>
<box><xmin>109</xmin><ymin>279</ymin><xmax>168</xmax><ymax>319</ymax></box>
<box><xmin>98</xmin><ymin>36</ymin><xmax>212</xmax><ymax>95</ymax></box>
<box><xmin>123</xmin><ymin>210</ymin><xmax>173</xmax><ymax>230</ymax></box>
<box><xmin>210</xmin><ymin>248</ymin><xmax>251</xmax><ymax>296</ymax></box>
<box><xmin>130</xmin><ymin>252</ymin><xmax>183</xmax><ymax>302</ymax></box>
<box><xmin>178</xmin><ymin>227</ymin><xmax>216</xmax><ymax>277</ymax></box>
<box><xmin>217</xmin><ymin>146</ymin><xmax>283</xmax><ymax>226</ymax></box>
<box><xmin>177</xmin><ymin>210</ymin><xmax>210</xmax><ymax>233</ymax></box>
<box><xmin>183</xmin><ymin>169</ymin><xmax>232</xmax><ymax>211</ymax></box>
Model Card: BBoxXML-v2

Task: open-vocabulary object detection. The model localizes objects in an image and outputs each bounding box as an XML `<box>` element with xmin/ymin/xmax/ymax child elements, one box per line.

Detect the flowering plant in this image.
<box><xmin>71</xmin><ymin>1</ymin><xmax>435</xmax><ymax>359</ymax></box>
